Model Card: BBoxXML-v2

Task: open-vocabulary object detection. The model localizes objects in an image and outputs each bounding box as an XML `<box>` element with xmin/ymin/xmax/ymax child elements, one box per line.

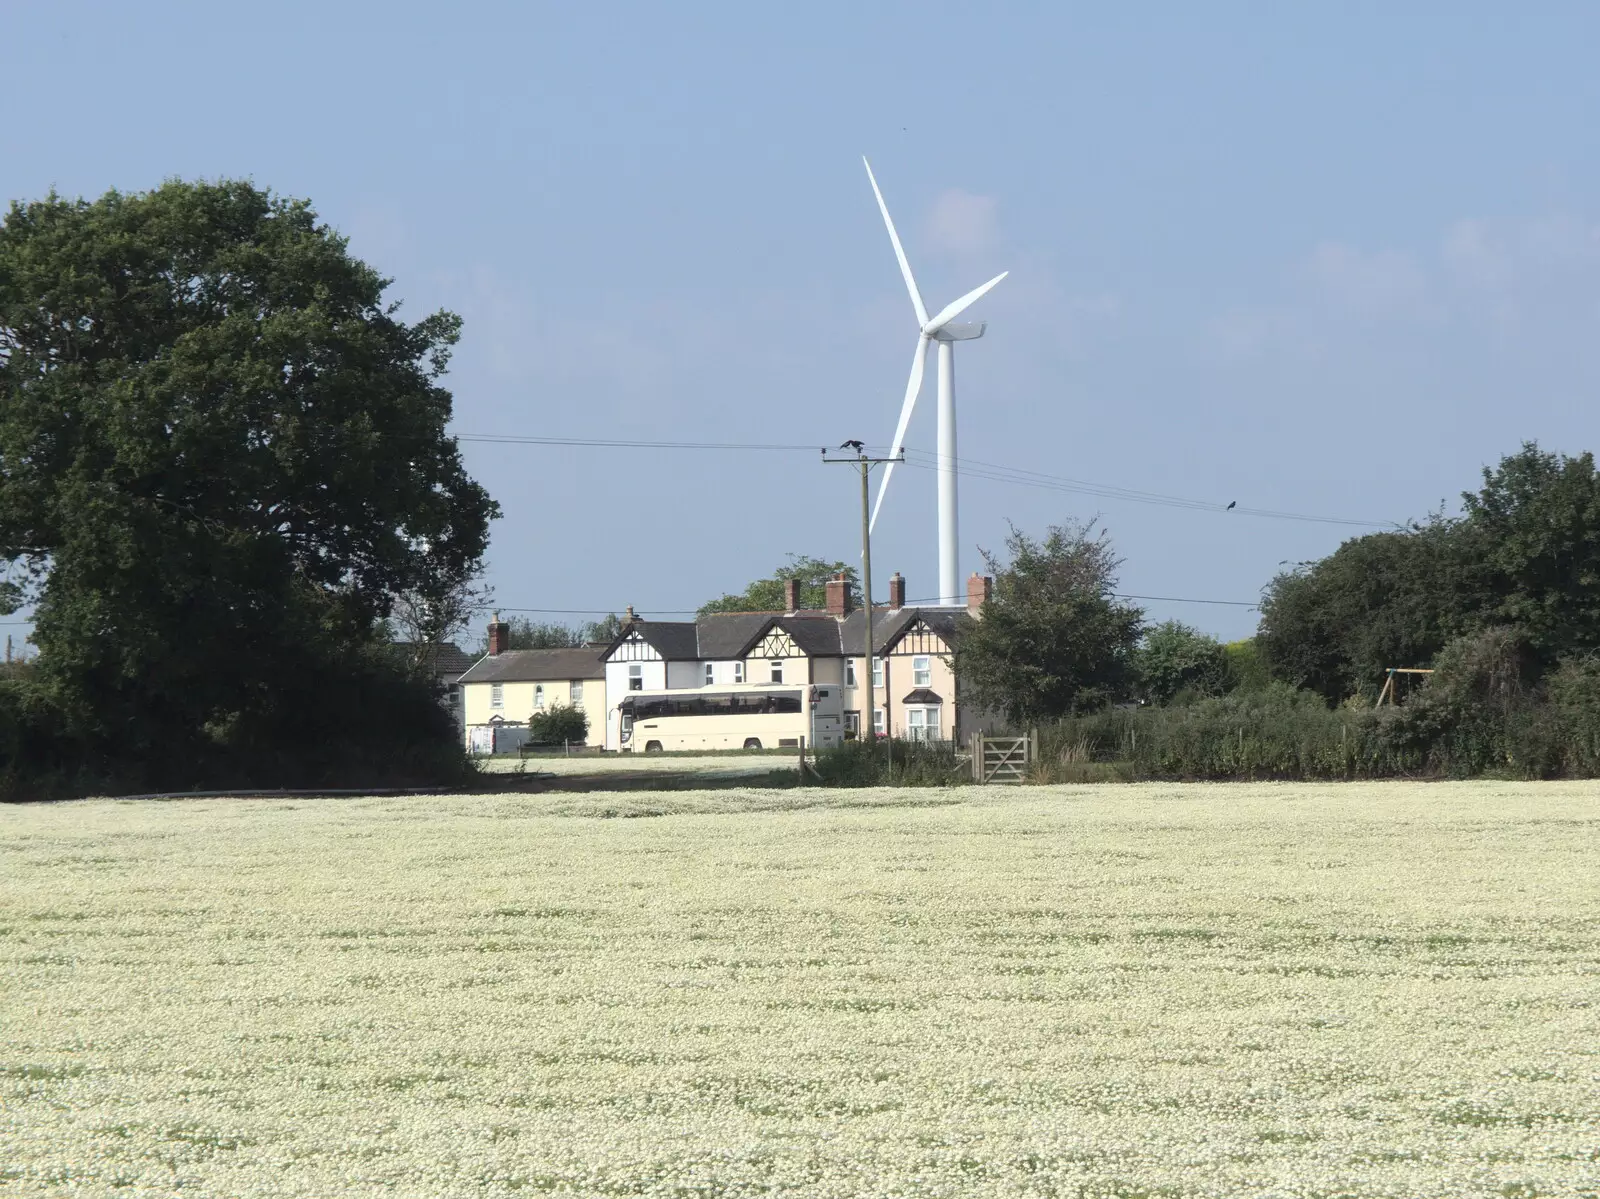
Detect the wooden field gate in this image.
<box><xmin>968</xmin><ymin>730</ymin><xmax>1037</xmax><ymax>784</ymax></box>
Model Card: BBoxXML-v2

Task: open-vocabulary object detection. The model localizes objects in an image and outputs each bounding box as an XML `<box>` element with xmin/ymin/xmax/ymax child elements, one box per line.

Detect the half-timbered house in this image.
<box><xmin>600</xmin><ymin>571</ymin><xmax>994</xmax><ymax>750</ymax></box>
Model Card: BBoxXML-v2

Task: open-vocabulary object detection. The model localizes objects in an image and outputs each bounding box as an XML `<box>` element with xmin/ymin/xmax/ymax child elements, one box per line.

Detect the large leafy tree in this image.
<box><xmin>1256</xmin><ymin>522</ymin><xmax>1472</xmax><ymax>703</ymax></box>
<box><xmin>1458</xmin><ymin>443</ymin><xmax>1600</xmax><ymax>657</ymax></box>
<box><xmin>0</xmin><ymin>181</ymin><xmax>497</xmax><ymax>778</ymax></box>
<box><xmin>1256</xmin><ymin>443</ymin><xmax>1600</xmax><ymax>703</ymax></box>
<box><xmin>1135</xmin><ymin>620</ymin><xmax>1228</xmax><ymax>705</ymax></box>
<box><xmin>699</xmin><ymin>555</ymin><xmax>860</xmax><ymax>615</ymax></box>
<box><xmin>954</xmin><ymin>521</ymin><xmax>1143</xmax><ymax>724</ymax></box>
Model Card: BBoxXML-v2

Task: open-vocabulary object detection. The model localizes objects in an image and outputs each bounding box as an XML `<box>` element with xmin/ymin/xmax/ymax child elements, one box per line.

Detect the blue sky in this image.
<box><xmin>5</xmin><ymin>1</ymin><xmax>1599</xmax><ymax>643</ymax></box>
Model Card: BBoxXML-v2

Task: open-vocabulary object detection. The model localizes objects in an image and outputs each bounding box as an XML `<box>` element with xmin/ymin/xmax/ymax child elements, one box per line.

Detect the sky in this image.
<box><xmin>5</xmin><ymin>1</ymin><xmax>1600</xmax><ymax>644</ymax></box>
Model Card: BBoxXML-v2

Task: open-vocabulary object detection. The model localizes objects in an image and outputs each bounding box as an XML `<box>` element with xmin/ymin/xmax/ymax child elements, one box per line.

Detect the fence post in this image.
<box><xmin>797</xmin><ymin>735</ymin><xmax>807</xmax><ymax>786</ymax></box>
<box><xmin>1029</xmin><ymin>727</ymin><xmax>1039</xmax><ymax>770</ymax></box>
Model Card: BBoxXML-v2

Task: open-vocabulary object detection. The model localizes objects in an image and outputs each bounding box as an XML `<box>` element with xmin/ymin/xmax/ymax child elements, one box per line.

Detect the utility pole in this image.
<box><xmin>822</xmin><ymin>444</ymin><xmax>903</xmax><ymax>766</ymax></box>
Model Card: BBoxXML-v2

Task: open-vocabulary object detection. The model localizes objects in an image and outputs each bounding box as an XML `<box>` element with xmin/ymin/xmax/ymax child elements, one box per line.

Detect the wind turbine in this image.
<box><xmin>863</xmin><ymin>157</ymin><xmax>1007</xmax><ymax>606</ymax></box>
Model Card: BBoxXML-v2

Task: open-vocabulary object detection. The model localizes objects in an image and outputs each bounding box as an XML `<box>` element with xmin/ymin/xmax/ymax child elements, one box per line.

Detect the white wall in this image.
<box><xmin>666</xmin><ymin>660</ymin><xmax>702</xmax><ymax>690</ymax></box>
<box><xmin>603</xmin><ymin>659</ymin><xmax>667</xmax><ymax>749</ymax></box>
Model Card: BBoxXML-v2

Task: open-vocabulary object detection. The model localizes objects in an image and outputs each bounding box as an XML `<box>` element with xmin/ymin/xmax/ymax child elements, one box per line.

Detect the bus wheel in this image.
<box><xmin>645</xmin><ymin>741</ymin><xmax>663</xmax><ymax>753</ymax></box>
<box><xmin>743</xmin><ymin>738</ymin><xmax>762</xmax><ymax>750</ymax></box>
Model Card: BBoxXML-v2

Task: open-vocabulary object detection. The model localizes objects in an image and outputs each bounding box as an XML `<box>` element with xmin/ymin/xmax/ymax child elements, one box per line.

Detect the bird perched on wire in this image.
<box><xmin>1226</xmin><ymin>501</ymin><xmax>1237</xmax><ymax>510</ymax></box>
<box><xmin>840</xmin><ymin>439</ymin><xmax>865</xmax><ymax>452</ymax></box>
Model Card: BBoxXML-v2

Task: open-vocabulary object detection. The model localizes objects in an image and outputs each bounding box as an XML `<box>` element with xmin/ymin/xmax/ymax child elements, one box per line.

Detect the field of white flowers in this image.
<box><xmin>3</xmin><ymin>782</ymin><xmax>1597</xmax><ymax>1198</ymax></box>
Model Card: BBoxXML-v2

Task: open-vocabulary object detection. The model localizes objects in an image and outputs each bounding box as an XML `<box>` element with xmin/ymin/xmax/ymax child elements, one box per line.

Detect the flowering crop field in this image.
<box><xmin>3</xmin><ymin>783</ymin><xmax>1598</xmax><ymax>1198</ymax></box>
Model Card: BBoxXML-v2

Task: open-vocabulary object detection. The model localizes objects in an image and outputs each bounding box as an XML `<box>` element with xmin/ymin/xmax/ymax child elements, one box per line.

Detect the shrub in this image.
<box><xmin>527</xmin><ymin>703</ymin><xmax>588</xmax><ymax>746</ymax></box>
<box><xmin>810</xmin><ymin>740</ymin><xmax>883</xmax><ymax>787</ymax></box>
<box><xmin>1547</xmin><ymin>653</ymin><xmax>1600</xmax><ymax>775</ymax></box>
<box><xmin>811</xmin><ymin>738</ymin><xmax>967</xmax><ymax>788</ymax></box>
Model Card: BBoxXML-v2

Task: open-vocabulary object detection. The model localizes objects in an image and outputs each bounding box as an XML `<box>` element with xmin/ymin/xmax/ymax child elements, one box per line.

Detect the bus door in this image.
<box><xmin>808</xmin><ymin>685</ymin><xmax>844</xmax><ymax>749</ymax></box>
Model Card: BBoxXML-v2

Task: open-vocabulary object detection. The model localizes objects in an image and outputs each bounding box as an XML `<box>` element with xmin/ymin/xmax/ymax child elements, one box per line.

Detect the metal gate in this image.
<box><xmin>970</xmin><ymin>732</ymin><xmax>1033</xmax><ymax>783</ymax></box>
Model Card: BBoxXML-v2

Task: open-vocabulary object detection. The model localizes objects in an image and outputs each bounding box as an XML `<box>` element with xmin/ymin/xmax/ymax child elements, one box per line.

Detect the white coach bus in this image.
<box><xmin>617</xmin><ymin>683</ymin><xmax>844</xmax><ymax>752</ymax></box>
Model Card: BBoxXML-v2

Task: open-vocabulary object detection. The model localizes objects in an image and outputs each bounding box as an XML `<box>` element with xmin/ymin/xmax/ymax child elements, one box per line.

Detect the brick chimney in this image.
<box><xmin>487</xmin><ymin>612</ymin><xmax>510</xmax><ymax>656</ymax></box>
<box><xmin>966</xmin><ymin>573</ymin><xmax>992</xmax><ymax>616</ymax></box>
<box><xmin>624</xmin><ymin>605</ymin><xmax>637</xmax><ymax>623</ymax></box>
<box><xmin>888</xmin><ymin>572</ymin><xmax>906</xmax><ymax>610</ymax></box>
<box><xmin>825</xmin><ymin>572</ymin><xmax>851</xmax><ymax>618</ymax></box>
<box><xmin>783</xmin><ymin>578</ymin><xmax>801</xmax><ymax>613</ymax></box>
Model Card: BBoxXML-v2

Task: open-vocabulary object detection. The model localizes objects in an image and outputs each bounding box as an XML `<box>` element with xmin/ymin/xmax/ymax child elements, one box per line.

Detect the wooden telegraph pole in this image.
<box><xmin>822</xmin><ymin>444</ymin><xmax>903</xmax><ymax>771</ymax></box>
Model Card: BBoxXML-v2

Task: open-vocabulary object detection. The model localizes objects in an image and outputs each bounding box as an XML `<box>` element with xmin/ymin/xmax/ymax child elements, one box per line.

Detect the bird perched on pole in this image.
<box><xmin>840</xmin><ymin>439</ymin><xmax>865</xmax><ymax>452</ymax></box>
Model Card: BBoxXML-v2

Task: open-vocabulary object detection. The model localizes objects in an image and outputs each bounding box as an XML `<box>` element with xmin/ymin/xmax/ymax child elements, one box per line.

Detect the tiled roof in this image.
<box><xmin>628</xmin><ymin>621</ymin><xmax>701</xmax><ymax>660</ymax></box>
<box><xmin>457</xmin><ymin>647</ymin><xmax>606</xmax><ymax>684</ymax></box>
<box><xmin>602</xmin><ymin>607</ymin><xmax>970</xmax><ymax>662</ymax></box>
<box><xmin>393</xmin><ymin>641</ymin><xmax>475</xmax><ymax>678</ymax></box>
<box><xmin>695</xmin><ymin>613</ymin><xmax>776</xmax><ymax>659</ymax></box>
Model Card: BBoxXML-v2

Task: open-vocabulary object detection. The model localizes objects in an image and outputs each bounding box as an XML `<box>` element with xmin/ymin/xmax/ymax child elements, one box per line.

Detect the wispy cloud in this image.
<box><xmin>1304</xmin><ymin>242</ymin><xmax>1437</xmax><ymax>320</ymax></box>
<box><xmin>1205</xmin><ymin>211</ymin><xmax>1600</xmax><ymax>360</ymax></box>
<box><xmin>923</xmin><ymin>188</ymin><xmax>999</xmax><ymax>257</ymax></box>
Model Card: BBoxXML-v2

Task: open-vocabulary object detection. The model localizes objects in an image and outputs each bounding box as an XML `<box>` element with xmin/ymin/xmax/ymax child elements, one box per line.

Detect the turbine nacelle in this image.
<box><xmin>931</xmin><ymin>321</ymin><xmax>985</xmax><ymax>342</ymax></box>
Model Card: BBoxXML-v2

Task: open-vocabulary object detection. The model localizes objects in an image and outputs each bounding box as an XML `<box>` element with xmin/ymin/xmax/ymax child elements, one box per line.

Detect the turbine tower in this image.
<box><xmin>863</xmin><ymin>157</ymin><xmax>1007</xmax><ymax>606</ymax></box>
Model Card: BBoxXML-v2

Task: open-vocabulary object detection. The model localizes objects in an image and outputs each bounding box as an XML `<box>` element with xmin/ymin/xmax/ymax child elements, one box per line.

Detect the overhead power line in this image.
<box><xmin>458</xmin><ymin>434</ymin><xmax>815</xmax><ymax>452</ymax></box>
<box><xmin>458</xmin><ymin>432</ymin><xmax>1396</xmax><ymax>530</ymax></box>
<box><xmin>486</xmin><ymin>590</ymin><xmax>1258</xmax><ymax>618</ymax></box>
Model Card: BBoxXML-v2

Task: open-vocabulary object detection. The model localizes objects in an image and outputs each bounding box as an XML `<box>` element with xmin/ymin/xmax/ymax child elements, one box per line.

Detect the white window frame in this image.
<box><xmin>906</xmin><ymin>705</ymin><xmax>942</xmax><ymax>742</ymax></box>
<box><xmin>571</xmin><ymin>679</ymin><xmax>584</xmax><ymax>706</ymax></box>
<box><xmin>872</xmin><ymin>658</ymin><xmax>883</xmax><ymax>689</ymax></box>
<box><xmin>733</xmin><ymin>661</ymin><xmax>744</xmax><ymax>684</ymax></box>
<box><xmin>628</xmin><ymin>664</ymin><xmax>643</xmax><ymax>692</ymax></box>
<box><xmin>846</xmin><ymin>659</ymin><xmax>856</xmax><ymax>687</ymax></box>
<box><xmin>448</xmin><ymin>683</ymin><xmax>461</xmax><ymax>709</ymax></box>
<box><xmin>913</xmin><ymin>655</ymin><xmax>932</xmax><ymax>687</ymax></box>
<box><xmin>704</xmin><ymin>662</ymin><xmax>715</xmax><ymax>687</ymax></box>
<box><xmin>770</xmin><ymin>660</ymin><xmax>784</xmax><ymax>684</ymax></box>
<box><xmin>872</xmin><ymin>707</ymin><xmax>885</xmax><ymax>737</ymax></box>
<box><xmin>490</xmin><ymin>683</ymin><xmax>504</xmax><ymax>710</ymax></box>
<box><xmin>534</xmin><ymin>684</ymin><xmax>545</xmax><ymax>710</ymax></box>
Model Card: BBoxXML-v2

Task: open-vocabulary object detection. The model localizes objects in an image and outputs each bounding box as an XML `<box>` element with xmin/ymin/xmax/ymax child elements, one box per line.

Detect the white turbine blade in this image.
<box><xmin>923</xmin><ymin>271</ymin><xmax>1009</xmax><ymax>335</ymax></box>
<box><xmin>870</xmin><ymin>336</ymin><xmax>930</xmax><ymax>532</ymax></box>
<box><xmin>862</xmin><ymin>157</ymin><xmax>929</xmax><ymax>327</ymax></box>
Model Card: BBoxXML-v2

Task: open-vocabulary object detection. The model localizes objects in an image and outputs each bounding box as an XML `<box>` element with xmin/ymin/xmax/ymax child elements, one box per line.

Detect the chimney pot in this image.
<box><xmin>825</xmin><ymin>572</ymin><xmax>851</xmax><ymax>618</ymax></box>
<box><xmin>625</xmin><ymin>604</ymin><xmax>637</xmax><ymax>622</ymax></box>
<box><xmin>888</xmin><ymin>572</ymin><xmax>906</xmax><ymax>610</ymax></box>
<box><xmin>783</xmin><ymin>578</ymin><xmax>801</xmax><ymax>613</ymax></box>
<box><xmin>966</xmin><ymin>572</ymin><xmax>992</xmax><ymax>616</ymax></box>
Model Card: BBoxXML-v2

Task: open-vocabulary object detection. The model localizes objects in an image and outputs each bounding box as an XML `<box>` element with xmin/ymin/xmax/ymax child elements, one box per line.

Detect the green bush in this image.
<box><xmin>809</xmin><ymin>739</ymin><xmax>883</xmax><ymax>787</ymax></box>
<box><xmin>1034</xmin><ymin>627</ymin><xmax>1600</xmax><ymax>782</ymax></box>
<box><xmin>810</xmin><ymin>738</ymin><xmax>967</xmax><ymax>788</ymax></box>
<box><xmin>1547</xmin><ymin>653</ymin><xmax>1600</xmax><ymax>775</ymax></box>
<box><xmin>1223</xmin><ymin>638</ymin><xmax>1271</xmax><ymax>692</ymax></box>
<box><xmin>527</xmin><ymin>703</ymin><xmax>588</xmax><ymax>746</ymax></box>
<box><xmin>1039</xmin><ymin>684</ymin><xmax>1425</xmax><ymax>781</ymax></box>
<box><xmin>2</xmin><ymin>647</ymin><xmax>474</xmax><ymax>800</ymax></box>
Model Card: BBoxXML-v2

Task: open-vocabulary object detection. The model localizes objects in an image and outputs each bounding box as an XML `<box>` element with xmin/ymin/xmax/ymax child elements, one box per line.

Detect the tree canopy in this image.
<box><xmin>0</xmin><ymin>180</ymin><xmax>497</xmax><ymax>787</ymax></box>
<box><xmin>699</xmin><ymin>555</ymin><xmax>860</xmax><ymax>615</ymax></box>
<box><xmin>953</xmin><ymin>521</ymin><xmax>1143</xmax><ymax>724</ymax></box>
<box><xmin>1257</xmin><ymin>443</ymin><xmax>1600</xmax><ymax>703</ymax></box>
<box><xmin>1135</xmin><ymin>621</ymin><xmax>1229</xmax><ymax>705</ymax></box>
<box><xmin>479</xmin><ymin>615</ymin><xmax>622</xmax><ymax>654</ymax></box>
